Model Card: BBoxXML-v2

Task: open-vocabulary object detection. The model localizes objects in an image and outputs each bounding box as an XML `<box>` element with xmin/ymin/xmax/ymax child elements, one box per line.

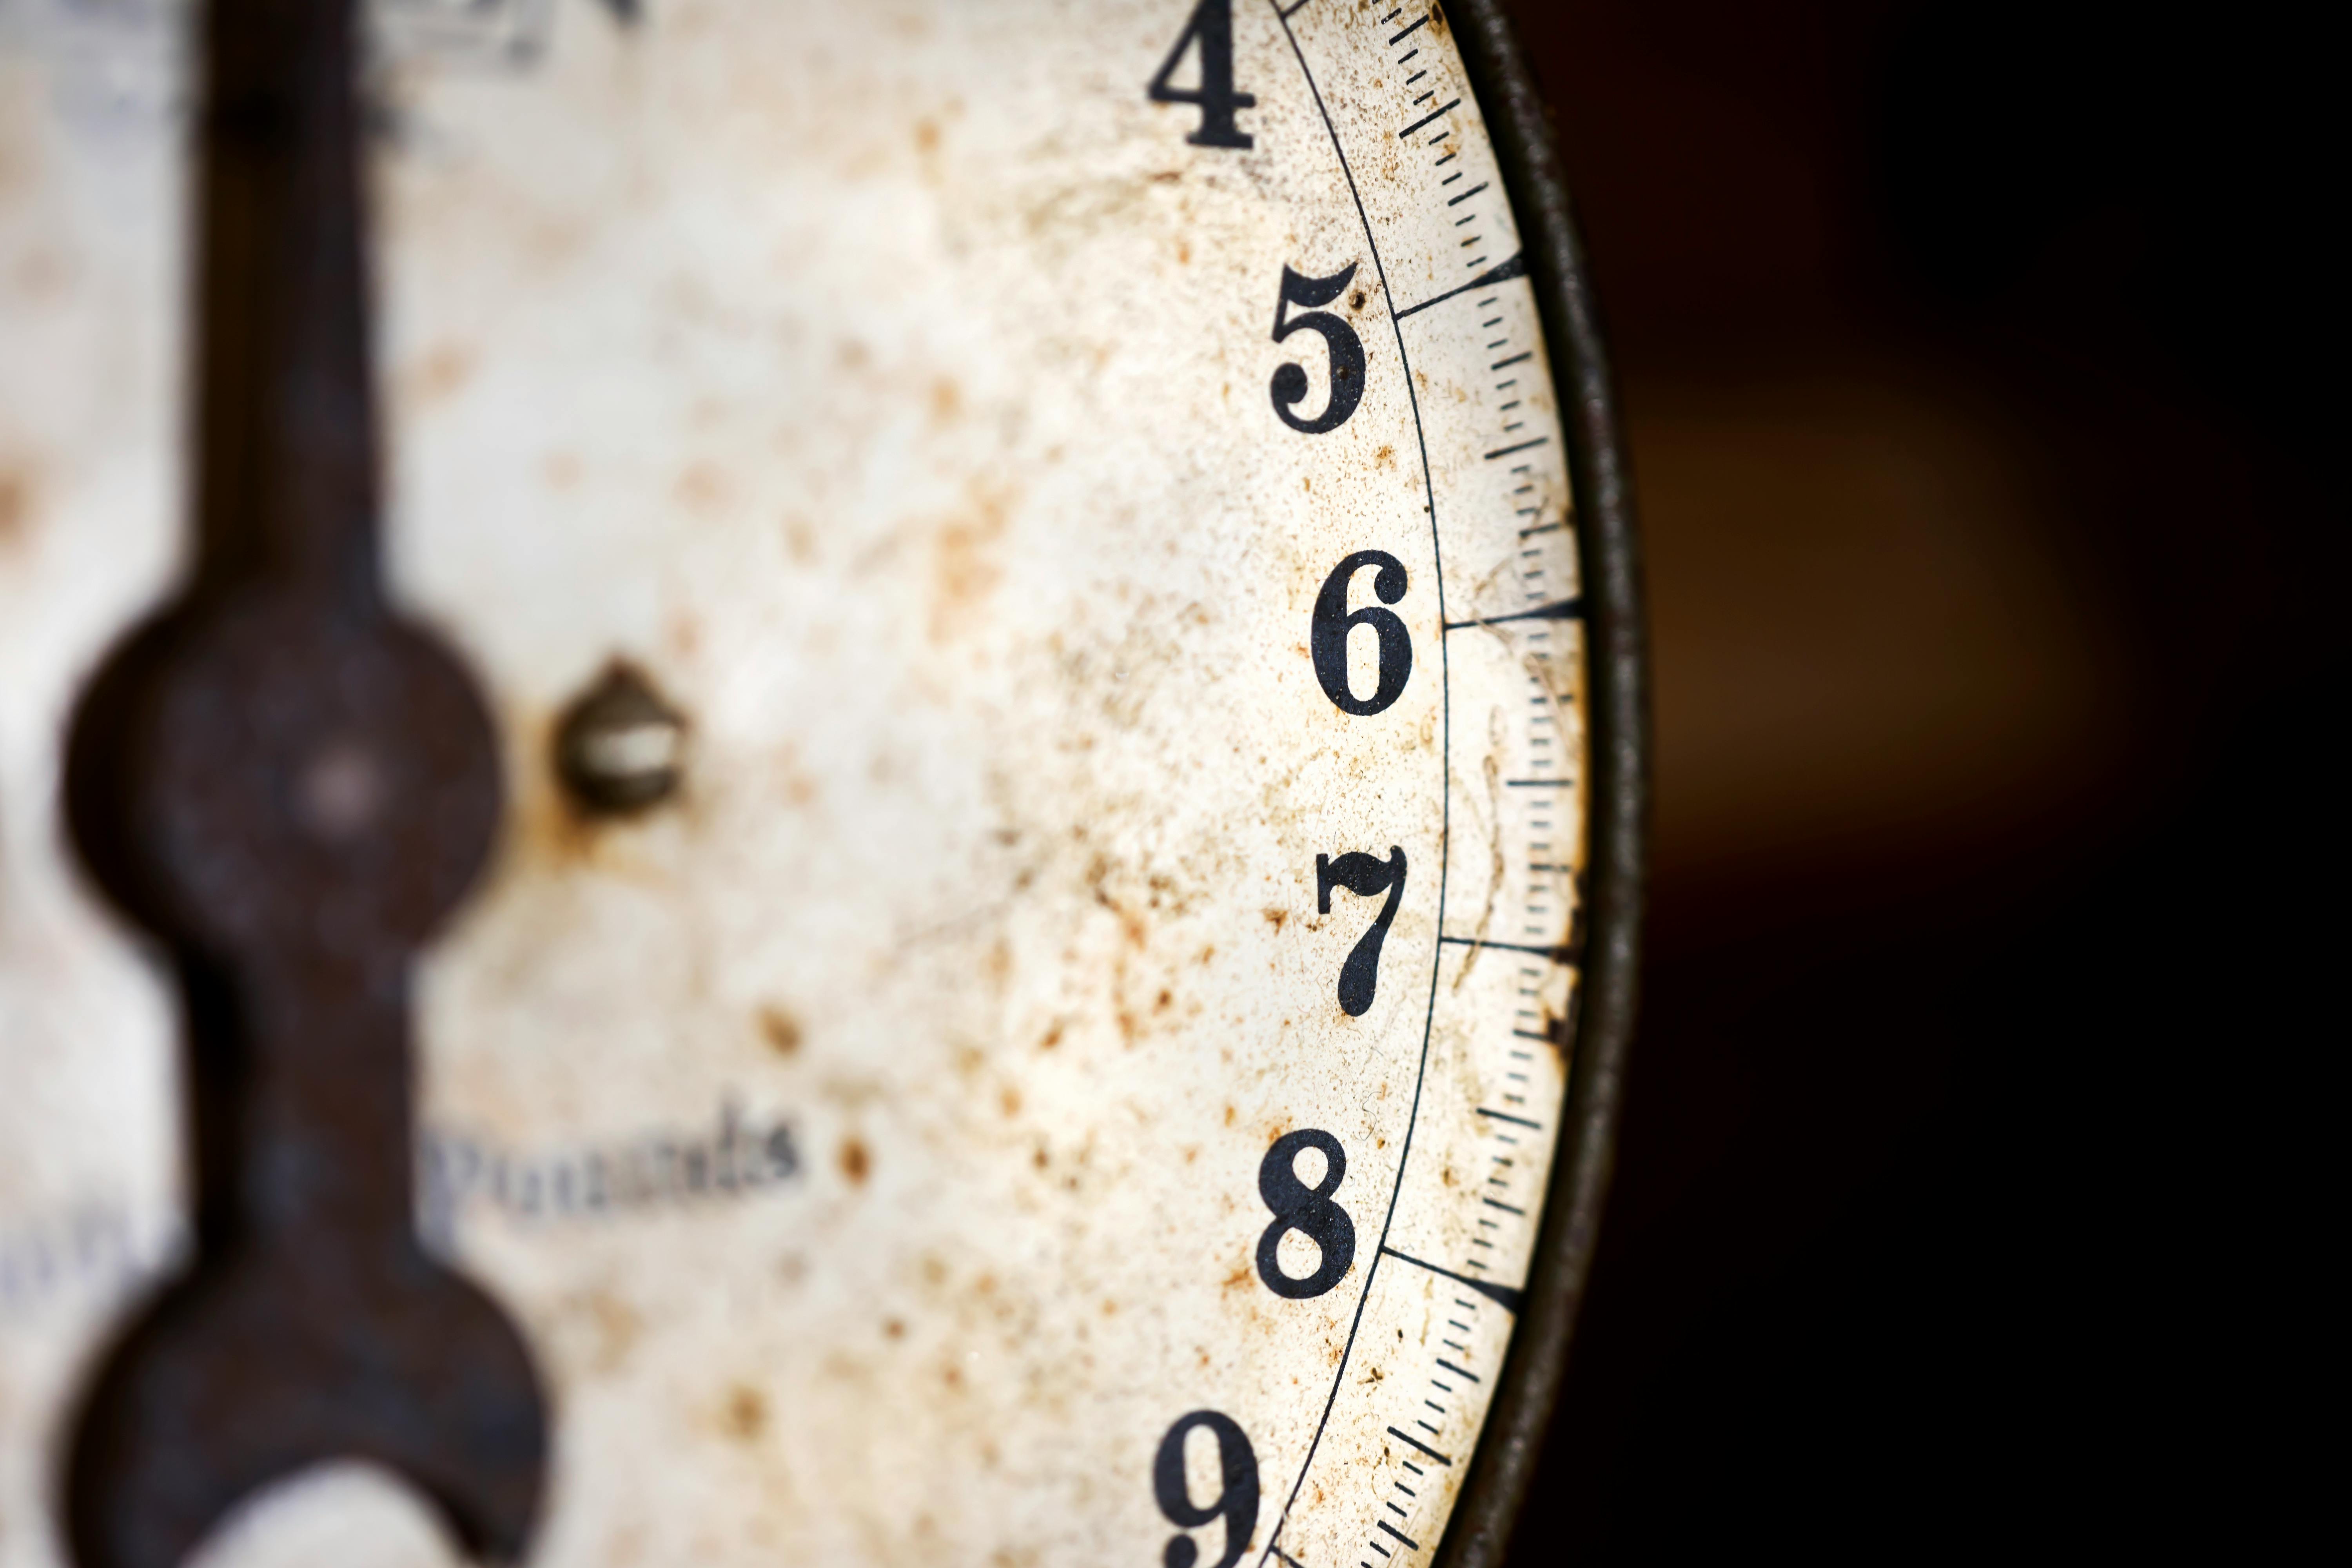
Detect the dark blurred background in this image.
<box><xmin>1501</xmin><ymin>0</ymin><xmax>2334</xmax><ymax>1556</ymax></box>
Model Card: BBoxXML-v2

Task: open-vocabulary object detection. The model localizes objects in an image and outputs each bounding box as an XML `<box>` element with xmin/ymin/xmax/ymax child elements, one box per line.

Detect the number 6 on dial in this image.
<box><xmin>1311</xmin><ymin>550</ymin><xmax>1413</xmax><ymax>716</ymax></box>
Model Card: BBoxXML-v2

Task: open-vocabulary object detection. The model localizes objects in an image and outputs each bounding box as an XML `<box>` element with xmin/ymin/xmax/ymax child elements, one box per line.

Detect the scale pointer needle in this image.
<box><xmin>60</xmin><ymin>1</ymin><xmax>548</xmax><ymax>1562</ymax></box>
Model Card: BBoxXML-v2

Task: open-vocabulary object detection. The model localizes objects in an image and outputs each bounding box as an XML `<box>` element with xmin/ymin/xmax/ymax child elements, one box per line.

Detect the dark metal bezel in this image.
<box><xmin>1431</xmin><ymin>4</ymin><xmax>1651</xmax><ymax>1562</ymax></box>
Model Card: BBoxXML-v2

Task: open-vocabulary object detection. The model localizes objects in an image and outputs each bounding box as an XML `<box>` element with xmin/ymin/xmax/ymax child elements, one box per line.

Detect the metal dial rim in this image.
<box><xmin>1428</xmin><ymin>4</ymin><xmax>1650</xmax><ymax>1563</ymax></box>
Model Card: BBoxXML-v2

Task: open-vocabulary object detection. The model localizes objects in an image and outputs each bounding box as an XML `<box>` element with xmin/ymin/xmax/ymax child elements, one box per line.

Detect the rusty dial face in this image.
<box><xmin>0</xmin><ymin>1</ymin><xmax>1591</xmax><ymax>1564</ymax></box>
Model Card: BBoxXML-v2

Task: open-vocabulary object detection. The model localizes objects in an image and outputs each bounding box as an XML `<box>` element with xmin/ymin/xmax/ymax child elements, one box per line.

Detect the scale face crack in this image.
<box><xmin>0</xmin><ymin>3</ymin><xmax>1643</xmax><ymax>1564</ymax></box>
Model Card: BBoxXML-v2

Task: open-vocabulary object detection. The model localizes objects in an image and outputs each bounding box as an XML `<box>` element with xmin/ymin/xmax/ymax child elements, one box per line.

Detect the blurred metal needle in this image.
<box><xmin>61</xmin><ymin>1</ymin><xmax>547</xmax><ymax>1561</ymax></box>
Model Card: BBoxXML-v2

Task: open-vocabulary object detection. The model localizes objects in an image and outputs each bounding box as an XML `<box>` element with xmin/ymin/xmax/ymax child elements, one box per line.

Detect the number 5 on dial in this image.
<box><xmin>1270</xmin><ymin>263</ymin><xmax>1368</xmax><ymax>434</ymax></box>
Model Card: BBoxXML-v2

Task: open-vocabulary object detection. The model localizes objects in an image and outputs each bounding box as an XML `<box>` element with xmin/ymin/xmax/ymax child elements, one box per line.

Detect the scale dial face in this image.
<box><xmin>0</xmin><ymin>2</ymin><xmax>1596</xmax><ymax>1564</ymax></box>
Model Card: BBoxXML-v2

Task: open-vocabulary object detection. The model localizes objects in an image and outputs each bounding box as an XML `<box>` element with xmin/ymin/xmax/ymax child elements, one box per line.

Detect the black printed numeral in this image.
<box><xmin>1312</xmin><ymin>550</ymin><xmax>1412</xmax><ymax>715</ymax></box>
<box><xmin>1147</xmin><ymin>0</ymin><xmax>1256</xmax><ymax>149</ymax></box>
<box><xmin>1317</xmin><ymin>846</ymin><xmax>1407</xmax><ymax>1017</ymax></box>
<box><xmin>1256</xmin><ymin>1129</ymin><xmax>1356</xmax><ymax>1299</ymax></box>
<box><xmin>1270</xmin><ymin>263</ymin><xmax>1368</xmax><ymax>434</ymax></box>
<box><xmin>1153</xmin><ymin>1410</ymin><xmax>1261</xmax><ymax>1568</ymax></box>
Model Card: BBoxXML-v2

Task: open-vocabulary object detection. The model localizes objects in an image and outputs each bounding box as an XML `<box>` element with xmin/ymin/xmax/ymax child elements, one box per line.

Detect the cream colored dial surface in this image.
<box><xmin>0</xmin><ymin>2</ymin><xmax>1589</xmax><ymax>1564</ymax></box>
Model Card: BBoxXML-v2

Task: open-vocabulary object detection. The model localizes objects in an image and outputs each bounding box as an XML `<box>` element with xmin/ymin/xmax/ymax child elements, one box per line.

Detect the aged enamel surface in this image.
<box><xmin>0</xmin><ymin>2</ymin><xmax>1584</xmax><ymax>1563</ymax></box>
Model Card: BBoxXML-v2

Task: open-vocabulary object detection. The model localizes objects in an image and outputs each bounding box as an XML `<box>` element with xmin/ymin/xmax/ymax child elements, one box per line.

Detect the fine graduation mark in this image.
<box><xmin>1394</xmin><ymin>252</ymin><xmax>1530</xmax><ymax>320</ymax></box>
<box><xmin>1380</xmin><ymin>1245</ymin><xmax>1528</xmax><ymax>1314</ymax></box>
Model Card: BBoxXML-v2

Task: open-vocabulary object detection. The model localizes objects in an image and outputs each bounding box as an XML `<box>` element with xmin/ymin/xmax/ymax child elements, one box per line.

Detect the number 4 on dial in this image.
<box><xmin>1147</xmin><ymin>0</ymin><xmax>1256</xmax><ymax>148</ymax></box>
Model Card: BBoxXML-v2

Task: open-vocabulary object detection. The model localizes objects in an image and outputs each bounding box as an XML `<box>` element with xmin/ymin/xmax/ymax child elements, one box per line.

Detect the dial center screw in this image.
<box><xmin>555</xmin><ymin>662</ymin><xmax>688</xmax><ymax>816</ymax></box>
